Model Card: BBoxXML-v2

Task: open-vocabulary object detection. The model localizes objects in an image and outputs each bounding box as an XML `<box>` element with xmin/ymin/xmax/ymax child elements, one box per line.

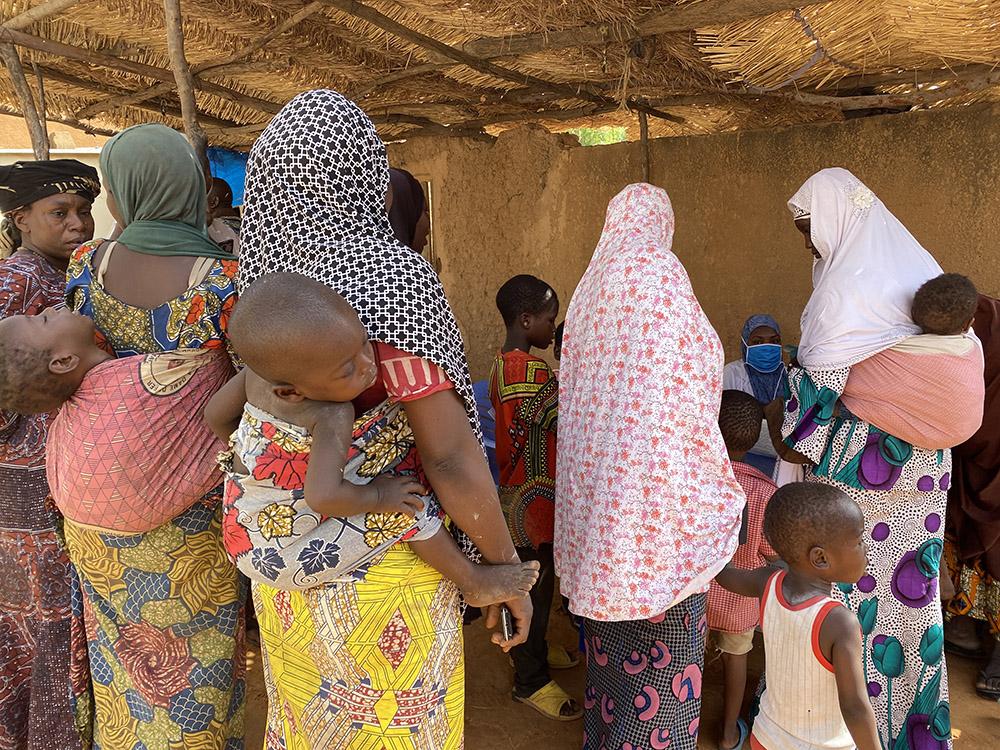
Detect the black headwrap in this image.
<box><xmin>0</xmin><ymin>159</ymin><xmax>101</xmax><ymax>256</ymax></box>
<box><xmin>388</xmin><ymin>167</ymin><xmax>426</xmax><ymax>251</ymax></box>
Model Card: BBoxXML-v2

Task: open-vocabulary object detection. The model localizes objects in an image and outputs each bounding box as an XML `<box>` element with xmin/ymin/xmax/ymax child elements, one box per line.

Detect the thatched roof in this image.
<box><xmin>0</xmin><ymin>0</ymin><xmax>998</xmax><ymax>149</ymax></box>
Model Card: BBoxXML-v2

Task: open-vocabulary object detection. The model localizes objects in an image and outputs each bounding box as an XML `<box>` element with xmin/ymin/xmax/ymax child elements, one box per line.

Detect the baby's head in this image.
<box><xmin>763</xmin><ymin>482</ymin><xmax>868</xmax><ymax>584</ymax></box>
<box><xmin>0</xmin><ymin>308</ymin><xmax>105</xmax><ymax>414</ymax></box>
<box><xmin>912</xmin><ymin>273</ymin><xmax>978</xmax><ymax>336</ymax></box>
<box><xmin>718</xmin><ymin>389</ymin><xmax>763</xmax><ymax>462</ymax></box>
<box><xmin>230</xmin><ymin>272</ymin><xmax>376</xmax><ymax>404</ymax></box>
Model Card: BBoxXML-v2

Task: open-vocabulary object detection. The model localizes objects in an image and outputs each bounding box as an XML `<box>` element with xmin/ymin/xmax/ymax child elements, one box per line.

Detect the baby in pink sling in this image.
<box><xmin>842</xmin><ymin>274</ymin><xmax>984</xmax><ymax>450</ymax></box>
<box><xmin>0</xmin><ymin>307</ymin><xmax>230</xmax><ymax>533</ymax></box>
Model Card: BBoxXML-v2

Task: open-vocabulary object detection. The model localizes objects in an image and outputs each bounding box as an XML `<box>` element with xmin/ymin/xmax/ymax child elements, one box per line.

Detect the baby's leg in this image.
<box><xmin>410</xmin><ymin>529</ymin><xmax>539</xmax><ymax>607</ymax></box>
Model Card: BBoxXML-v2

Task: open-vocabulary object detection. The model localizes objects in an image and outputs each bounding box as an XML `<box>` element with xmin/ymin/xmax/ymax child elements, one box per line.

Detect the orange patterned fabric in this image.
<box><xmin>47</xmin><ymin>349</ymin><xmax>232</xmax><ymax>532</ymax></box>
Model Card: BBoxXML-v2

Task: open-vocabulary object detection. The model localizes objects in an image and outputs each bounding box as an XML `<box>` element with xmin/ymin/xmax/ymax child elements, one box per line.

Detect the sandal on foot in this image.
<box><xmin>975</xmin><ymin>671</ymin><xmax>1000</xmax><ymax>700</ymax></box>
<box><xmin>548</xmin><ymin>644</ymin><xmax>581</xmax><ymax>670</ymax></box>
<box><xmin>514</xmin><ymin>681</ymin><xmax>583</xmax><ymax>721</ymax></box>
<box><xmin>718</xmin><ymin>718</ymin><xmax>749</xmax><ymax>750</ymax></box>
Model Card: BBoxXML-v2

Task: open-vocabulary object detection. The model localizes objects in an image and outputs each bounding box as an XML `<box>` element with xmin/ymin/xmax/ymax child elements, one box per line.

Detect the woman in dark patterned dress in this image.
<box><xmin>0</xmin><ymin>159</ymin><xmax>100</xmax><ymax>749</ymax></box>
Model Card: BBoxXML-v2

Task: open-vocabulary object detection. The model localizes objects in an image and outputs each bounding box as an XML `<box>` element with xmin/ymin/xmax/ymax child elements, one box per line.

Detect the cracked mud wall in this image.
<box><xmin>390</xmin><ymin>104</ymin><xmax>1000</xmax><ymax>380</ymax></box>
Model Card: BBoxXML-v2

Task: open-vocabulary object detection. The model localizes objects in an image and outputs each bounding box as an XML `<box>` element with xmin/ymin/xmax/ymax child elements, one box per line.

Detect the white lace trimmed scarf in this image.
<box><xmin>788</xmin><ymin>168</ymin><xmax>944</xmax><ymax>370</ymax></box>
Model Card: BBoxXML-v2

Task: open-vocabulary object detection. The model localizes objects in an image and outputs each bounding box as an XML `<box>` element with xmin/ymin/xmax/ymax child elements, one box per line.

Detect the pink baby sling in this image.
<box><xmin>841</xmin><ymin>335</ymin><xmax>984</xmax><ymax>450</ymax></box>
<box><xmin>47</xmin><ymin>348</ymin><xmax>232</xmax><ymax>533</ymax></box>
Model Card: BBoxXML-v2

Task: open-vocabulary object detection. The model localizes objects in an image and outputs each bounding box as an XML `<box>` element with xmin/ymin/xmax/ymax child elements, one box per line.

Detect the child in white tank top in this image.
<box><xmin>716</xmin><ymin>482</ymin><xmax>880</xmax><ymax>750</ymax></box>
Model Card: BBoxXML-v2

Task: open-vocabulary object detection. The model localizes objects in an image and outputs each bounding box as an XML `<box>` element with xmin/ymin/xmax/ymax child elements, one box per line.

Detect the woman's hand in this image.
<box><xmin>484</xmin><ymin>595</ymin><xmax>533</xmax><ymax>652</ymax></box>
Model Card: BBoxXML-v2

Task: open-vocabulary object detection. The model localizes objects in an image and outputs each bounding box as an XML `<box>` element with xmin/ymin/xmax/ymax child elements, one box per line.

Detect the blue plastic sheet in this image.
<box><xmin>207</xmin><ymin>147</ymin><xmax>249</xmax><ymax>206</ymax></box>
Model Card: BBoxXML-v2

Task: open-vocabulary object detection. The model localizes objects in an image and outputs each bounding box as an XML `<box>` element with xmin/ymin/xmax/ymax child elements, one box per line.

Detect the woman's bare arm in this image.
<box><xmin>763</xmin><ymin>397</ymin><xmax>812</xmax><ymax>464</ymax></box>
<box><xmin>403</xmin><ymin>388</ymin><xmax>531</xmax><ymax>647</ymax></box>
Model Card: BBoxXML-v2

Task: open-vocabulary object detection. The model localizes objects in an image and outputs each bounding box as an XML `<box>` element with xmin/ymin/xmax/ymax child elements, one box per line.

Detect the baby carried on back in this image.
<box><xmin>841</xmin><ymin>273</ymin><xmax>984</xmax><ymax>450</ymax></box>
<box><xmin>790</xmin><ymin>171</ymin><xmax>984</xmax><ymax>451</ymax></box>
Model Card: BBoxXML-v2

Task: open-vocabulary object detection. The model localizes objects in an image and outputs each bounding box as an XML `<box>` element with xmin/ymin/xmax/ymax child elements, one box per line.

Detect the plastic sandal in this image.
<box><xmin>719</xmin><ymin>718</ymin><xmax>749</xmax><ymax>750</ymax></box>
<box><xmin>514</xmin><ymin>681</ymin><xmax>583</xmax><ymax>721</ymax></box>
<box><xmin>548</xmin><ymin>644</ymin><xmax>581</xmax><ymax>670</ymax></box>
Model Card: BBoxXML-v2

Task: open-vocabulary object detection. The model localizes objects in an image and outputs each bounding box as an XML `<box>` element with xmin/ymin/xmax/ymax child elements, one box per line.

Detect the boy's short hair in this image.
<box><xmin>229</xmin><ymin>272</ymin><xmax>357</xmax><ymax>382</ymax></box>
<box><xmin>719</xmin><ymin>390</ymin><xmax>763</xmax><ymax>454</ymax></box>
<box><xmin>912</xmin><ymin>273</ymin><xmax>978</xmax><ymax>335</ymax></box>
<box><xmin>763</xmin><ymin>482</ymin><xmax>859</xmax><ymax>563</ymax></box>
<box><xmin>495</xmin><ymin>275</ymin><xmax>557</xmax><ymax>327</ymax></box>
<box><xmin>0</xmin><ymin>337</ymin><xmax>73</xmax><ymax>415</ymax></box>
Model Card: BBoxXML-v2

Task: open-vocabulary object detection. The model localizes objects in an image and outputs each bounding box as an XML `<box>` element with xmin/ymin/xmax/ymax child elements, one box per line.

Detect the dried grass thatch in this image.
<box><xmin>0</xmin><ymin>0</ymin><xmax>997</xmax><ymax>149</ymax></box>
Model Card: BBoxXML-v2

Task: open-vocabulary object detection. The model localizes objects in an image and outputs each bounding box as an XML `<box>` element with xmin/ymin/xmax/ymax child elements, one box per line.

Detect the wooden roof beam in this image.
<box><xmin>461</xmin><ymin>0</ymin><xmax>830</xmax><ymax>59</ymax></box>
<box><xmin>756</xmin><ymin>66</ymin><xmax>1000</xmax><ymax>110</ymax></box>
<box><xmin>0</xmin><ymin>28</ymin><xmax>284</xmax><ymax>115</ymax></box>
<box><xmin>0</xmin><ymin>102</ymin><xmax>116</xmax><ymax>137</ymax></box>
<box><xmin>812</xmin><ymin>63</ymin><xmax>999</xmax><ymax>94</ymax></box>
<box><xmin>77</xmin><ymin>1</ymin><xmax>326</xmax><ymax>120</ymax></box>
<box><xmin>2</xmin><ymin>0</ymin><xmax>83</xmax><ymax>30</ymax></box>
<box><xmin>35</xmin><ymin>65</ymin><xmax>247</xmax><ymax>130</ymax></box>
<box><xmin>321</xmin><ymin>0</ymin><xmax>683</xmax><ymax>124</ymax></box>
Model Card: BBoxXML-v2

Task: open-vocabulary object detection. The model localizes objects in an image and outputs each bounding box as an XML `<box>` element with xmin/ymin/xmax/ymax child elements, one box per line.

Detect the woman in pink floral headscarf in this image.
<box><xmin>556</xmin><ymin>183</ymin><xmax>745</xmax><ymax>750</ymax></box>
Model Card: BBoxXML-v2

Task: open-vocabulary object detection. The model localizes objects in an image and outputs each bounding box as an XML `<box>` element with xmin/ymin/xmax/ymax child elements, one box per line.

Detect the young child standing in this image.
<box><xmin>716</xmin><ymin>482</ymin><xmax>880</xmax><ymax>750</ymax></box>
<box><xmin>205</xmin><ymin>272</ymin><xmax>538</xmax><ymax>621</ymax></box>
<box><xmin>708</xmin><ymin>391</ymin><xmax>779</xmax><ymax>750</ymax></box>
<box><xmin>489</xmin><ymin>275</ymin><xmax>581</xmax><ymax>721</ymax></box>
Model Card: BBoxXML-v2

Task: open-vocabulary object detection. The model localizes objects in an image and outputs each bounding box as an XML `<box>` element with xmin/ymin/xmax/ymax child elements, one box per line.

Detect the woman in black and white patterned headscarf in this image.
<box><xmin>239</xmin><ymin>89</ymin><xmax>529</xmax><ymax>748</ymax></box>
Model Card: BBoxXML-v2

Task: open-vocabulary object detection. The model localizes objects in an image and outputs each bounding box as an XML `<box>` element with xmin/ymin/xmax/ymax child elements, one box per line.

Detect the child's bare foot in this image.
<box><xmin>461</xmin><ymin>560</ymin><xmax>540</xmax><ymax>608</ymax></box>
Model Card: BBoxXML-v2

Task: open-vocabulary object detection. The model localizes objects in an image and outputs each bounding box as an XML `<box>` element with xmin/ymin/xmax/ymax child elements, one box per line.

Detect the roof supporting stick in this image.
<box><xmin>639</xmin><ymin>111</ymin><xmax>650</xmax><ymax>183</ymax></box>
<box><xmin>163</xmin><ymin>0</ymin><xmax>207</xmax><ymax>164</ymax></box>
<box><xmin>0</xmin><ymin>43</ymin><xmax>49</xmax><ymax>158</ymax></box>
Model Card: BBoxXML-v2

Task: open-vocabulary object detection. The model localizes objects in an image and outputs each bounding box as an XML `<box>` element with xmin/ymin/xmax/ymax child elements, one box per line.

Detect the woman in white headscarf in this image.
<box><xmin>557</xmin><ymin>183</ymin><xmax>744</xmax><ymax>750</ymax></box>
<box><xmin>771</xmin><ymin>168</ymin><xmax>953</xmax><ymax>750</ymax></box>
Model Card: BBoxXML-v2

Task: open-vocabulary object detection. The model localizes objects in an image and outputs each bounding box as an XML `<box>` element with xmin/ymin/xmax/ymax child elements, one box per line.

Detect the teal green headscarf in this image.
<box><xmin>99</xmin><ymin>123</ymin><xmax>231</xmax><ymax>259</ymax></box>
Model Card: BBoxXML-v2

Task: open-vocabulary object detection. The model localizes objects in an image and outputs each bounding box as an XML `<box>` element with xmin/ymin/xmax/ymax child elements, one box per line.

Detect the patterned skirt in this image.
<box><xmin>64</xmin><ymin>497</ymin><xmax>247</xmax><ymax>750</ymax></box>
<box><xmin>0</xmin><ymin>465</ymin><xmax>81</xmax><ymax>749</ymax></box>
<box><xmin>785</xmin><ymin>367</ymin><xmax>951</xmax><ymax>750</ymax></box>
<box><xmin>945</xmin><ymin>535</ymin><xmax>1000</xmax><ymax>639</ymax></box>
<box><xmin>253</xmin><ymin>544</ymin><xmax>464</xmax><ymax>750</ymax></box>
<box><xmin>582</xmin><ymin>593</ymin><xmax>707</xmax><ymax>750</ymax></box>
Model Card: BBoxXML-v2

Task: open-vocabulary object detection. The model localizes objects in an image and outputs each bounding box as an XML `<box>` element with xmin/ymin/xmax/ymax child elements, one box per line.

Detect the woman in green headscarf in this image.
<box><xmin>64</xmin><ymin>124</ymin><xmax>245</xmax><ymax>749</ymax></box>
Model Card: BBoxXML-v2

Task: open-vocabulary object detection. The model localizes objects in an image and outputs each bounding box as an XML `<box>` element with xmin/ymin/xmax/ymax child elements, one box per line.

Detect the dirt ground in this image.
<box><xmin>243</xmin><ymin>600</ymin><xmax>998</xmax><ymax>749</ymax></box>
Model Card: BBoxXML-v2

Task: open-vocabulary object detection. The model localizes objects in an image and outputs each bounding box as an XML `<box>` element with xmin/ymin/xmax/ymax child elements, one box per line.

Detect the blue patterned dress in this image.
<box><xmin>783</xmin><ymin>367</ymin><xmax>951</xmax><ymax>750</ymax></box>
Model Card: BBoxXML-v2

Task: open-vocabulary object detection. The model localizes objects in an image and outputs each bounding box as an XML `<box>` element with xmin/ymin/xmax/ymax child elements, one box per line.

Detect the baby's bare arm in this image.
<box><xmin>303</xmin><ymin>403</ymin><xmax>424</xmax><ymax>518</ymax></box>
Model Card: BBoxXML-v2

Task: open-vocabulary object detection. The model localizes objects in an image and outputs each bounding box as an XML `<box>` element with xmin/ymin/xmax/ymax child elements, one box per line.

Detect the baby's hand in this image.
<box><xmin>372</xmin><ymin>475</ymin><xmax>426</xmax><ymax>517</ymax></box>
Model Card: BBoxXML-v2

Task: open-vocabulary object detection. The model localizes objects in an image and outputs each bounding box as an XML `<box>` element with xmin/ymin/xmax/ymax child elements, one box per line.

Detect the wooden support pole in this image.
<box><xmin>0</xmin><ymin>43</ymin><xmax>49</xmax><ymax>159</ymax></box>
<box><xmin>163</xmin><ymin>0</ymin><xmax>207</xmax><ymax>164</ymax></box>
<box><xmin>31</xmin><ymin>62</ymin><xmax>46</xmax><ymax>131</ymax></box>
<box><xmin>321</xmin><ymin>0</ymin><xmax>684</xmax><ymax>124</ymax></box>
<box><xmin>639</xmin><ymin>111</ymin><xmax>649</xmax><ymax>183</ymax></box>
<box><xmin>77</xmin><ymin>0</ymin><xmax>326</xmax><ymax>120</ymax></box>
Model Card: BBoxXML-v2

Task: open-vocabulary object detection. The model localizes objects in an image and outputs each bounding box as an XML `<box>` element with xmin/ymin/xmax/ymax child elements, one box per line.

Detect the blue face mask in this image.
<box><xmin>744</xmin><ymin>342</ymin><xmax>783</xmax><ymax>373</ymax></box>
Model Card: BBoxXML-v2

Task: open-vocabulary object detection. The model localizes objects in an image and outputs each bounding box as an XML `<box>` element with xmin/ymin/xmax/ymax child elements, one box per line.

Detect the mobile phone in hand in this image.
<box><xmin>500</xmin><ymin>605</ymin><xmax>513</xmax><ymax>642</ymax></box>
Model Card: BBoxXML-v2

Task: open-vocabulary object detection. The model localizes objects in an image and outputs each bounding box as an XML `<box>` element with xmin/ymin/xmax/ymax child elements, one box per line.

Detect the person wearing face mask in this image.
<box><xmin>0</xmin><ymin>158</ymin><xmax>100</xmax><ymax>749</ymax></box>
<box><xmin>722</xmin><ymin>314</ymin><xmax>789</xmax><ymax>478</ymax></box>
